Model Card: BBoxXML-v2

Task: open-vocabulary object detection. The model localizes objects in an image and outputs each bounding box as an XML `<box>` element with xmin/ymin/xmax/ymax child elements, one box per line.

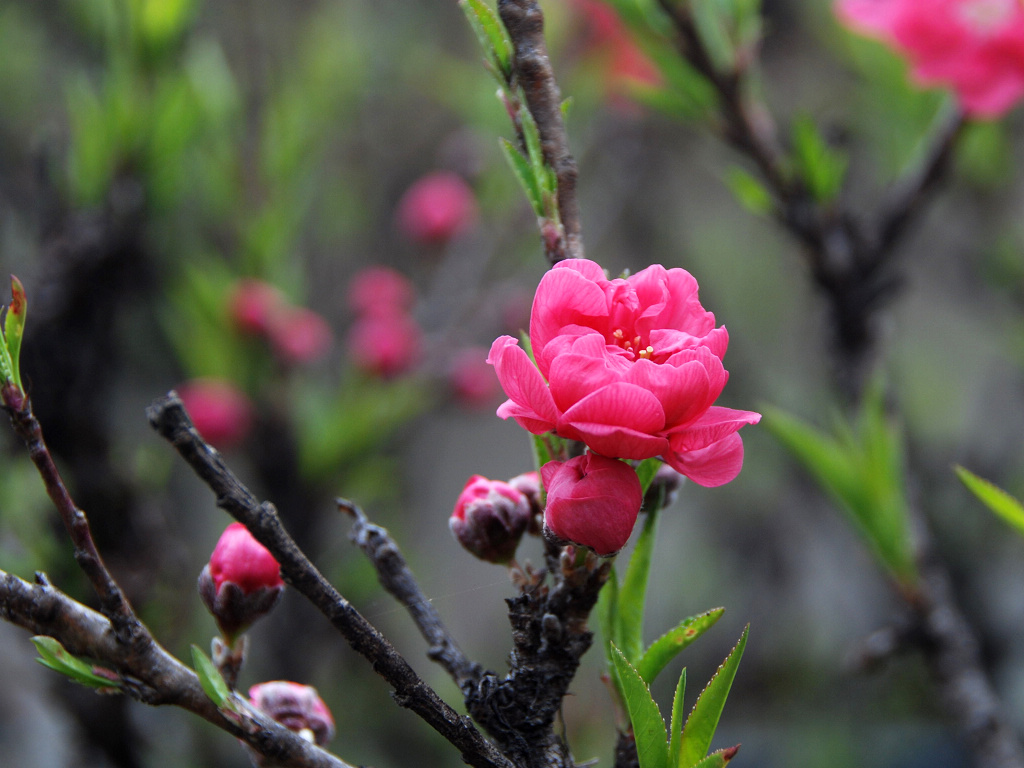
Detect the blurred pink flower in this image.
<box><xmin>396</xmin><ymin>171</ymin><xmax>477</xmax><ymax>246</ymax></box>
<box><xmin>249</xmin><ymin>681</ymin><xmax>335</xmax><ymax>746</ymax></box>
<box><xmin>177</xmin><ymin>379</ymin><xmax>253</xmax><ymax>450</ymax></box>
<box><xmin>228</xmin><ymin>279</ymin><xmax>284</xmax><ymax>337</ymax></box>
<box><xmin>449</xmin><ymin>347</ymin><xmax>500</xmax><ymax>409</ymax></box>
<box><xmin>348</xmin><ymin>310</ymin><xmax>422</xmax><ymax>378</ymax></box>
<box><xmin>347</xmin><ymin>266</ymin><xmax>415</xmax><ymax>316</ymax></box>
<box><xmin>541</xmin><ymin>453</ymin><xmax>642</xmax><ymax>555</ymax></box>
<box><xmin>488</xmin><ymin>258</ymin><xmax>760</xmax><ymax>487</ymax></box>
<box><xmin>450</xmin><ymin>474</ymin><xmax>531</xmax><ymax>562</ymax></box>
<box><xmin>837</xmin><ymin>0</ymin><xmax>1024</xmax><ymax>117</ymax></box>
<box><xmin>570</xmin><ymin>0</ymin><xmax>660</xmax><ymax>103</ymax></box>
<box><xmin>269</xmin><ymin>306</ymin><xmax>334</xmax><ymax>364</ymax></box>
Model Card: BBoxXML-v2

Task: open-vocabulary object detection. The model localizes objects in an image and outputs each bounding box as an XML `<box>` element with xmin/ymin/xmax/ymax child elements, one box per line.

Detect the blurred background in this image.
<box><xmin>0</xmin><ymin>0</ymin><xmax>1023</xmax><ymax>766</ymax></box>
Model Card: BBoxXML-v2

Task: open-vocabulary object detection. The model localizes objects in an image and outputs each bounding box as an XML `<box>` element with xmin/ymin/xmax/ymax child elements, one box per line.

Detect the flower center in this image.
<box><xmin>611</xmin><ymin>328</ymin><xmax>655</xmax><ymax>361</ymax></box>
<box><xmin>959</xmin><ymin>0</ymin><xmax>1016</xmax><ymax>34</ymax></box>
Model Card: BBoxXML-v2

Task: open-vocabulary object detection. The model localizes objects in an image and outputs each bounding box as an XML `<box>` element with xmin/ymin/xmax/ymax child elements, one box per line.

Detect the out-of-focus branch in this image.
<box><xmin>3</xmin><ymin>394</ymin><xmax>143</xmax><ymax>646</ymax></box>
<box><xmin>147</xmin><ymin>392</ymin><xmax>515</xmax><ymax>768</ymax></box>
<box><xmin>339</xmin><ymin>499</ymin><xmax>484</xmax><ymax>689</ymax></box>
<box><xmin>499</xmin><ymin>0</ymin><xmax>584</xmax><ymax>263</ymax></box>
<box><xmin>0</xmin><ymin>569</ymin><xmax>354</xmax><ymax>768</ymax></box>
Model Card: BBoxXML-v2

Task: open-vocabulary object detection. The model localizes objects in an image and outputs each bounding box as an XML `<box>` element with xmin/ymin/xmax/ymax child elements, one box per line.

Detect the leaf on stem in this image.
<box><xmin>191</xmin><ymin>644</ymin><xmax>232</xmax><ymax>709</ymax></box>
<box><xmin>459</xmin><ymin>0</ymin><xmax>513</xmax><ymax>79</ymax></box>
<box><xmin>500</xmin><ymin>138</ymin><xmax>544</xmax><ymax>217</ymax></box>
<box><xmin>956</xmin><ymin>465</ymin><xmax>1024</xmax><ymax>538</ymax></box>
<box><xmin>618</xmin><ymin>505</ymin><xmax>660</xmax><ymax>663</ymax></box>
<box><xmin>611</xmin><ymin>644</ymin><xmax>669</xmax><ymax>768</ymax></box>
<box><xmin>32</xmin><ymin>636</ymin><xmax>122</xmax><ymax>692</ymax></box>
<box><xmin>638</xmin><ymin>608</ymin><xmax>725</xmax><ymax>684</ymax></box>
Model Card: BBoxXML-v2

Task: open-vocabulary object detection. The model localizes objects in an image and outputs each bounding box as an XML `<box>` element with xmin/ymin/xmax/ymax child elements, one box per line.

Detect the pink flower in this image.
<box><xmin>269</xmin><ymin>306</ymin><xmax>333</xmax><ymax>364</ymax></box>
<box><xmin>449</xmin><ymin>347</ymin><xmax>500</xmax><ymax>409</ymax></box>
<box><xmin>347</xmin><ymin>266</ymin><xmax>415</xmax><ymax>316</ymax></box>
<box><xmin>198</xmin><ymin>523</ymin><xmax>283</xmax><ymax>639</ymax></box>
<box><xmin>347</xmin><ymin>310</ymin><xmax>422</xmax><ymax>378</ymax></box>
<box><xmin>228</xmin><ymin>279</ymin><xmax>284</xmax><ymax>337</ymax></box>
<box><xmin>836</xmin><ymin>0</ymin><xmax>1024</xmax><ymax>117</ymax></box>
<box><xmin>541</xmin><ymin>454</ymin><xmax>642</xmax><ymax>555</ymax></box>
<box><xmin>177</xmin><ymin>379</ymin><xmax>254</xmax><ymax>450</ymax></box>
<box><xmin>450</xmin><ymin>475</ymin><xmax>531</xmax><ymax>562</ymax></box>
<box><xmin>396</xmin><ymin>172</ymin><xmax>477</xmax><ymax>246</ymax></box>
<box><xmin>488</xmin><ymin>259</ymin><xmax>760</xmax><ymax>487</ymax></box>
<box><xmin>249</xmin><ymin>681</ymin><xmax>335</xmax><ymax>746</ymax></box>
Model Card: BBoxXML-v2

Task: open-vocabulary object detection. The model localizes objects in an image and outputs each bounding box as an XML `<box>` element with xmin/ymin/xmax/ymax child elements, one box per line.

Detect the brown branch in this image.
<box><xmin>499</xmin><ymin>0</ymin><xmax>584</xmax><ymax>264</ymax></box>
<box><xmin>146</xmin><ymin>392</ymin><xmax>515</xmax><ymax>768</ymax></box>
<box><xmin>3</xmin><ymin>393</ymin><xmax>143</xmax><ymax>646</ymax></box>
<box><xmin>339</xmin><ymin>499</ymin><xmax>484</xmax><ymax>689</ymax></box>
<box><xmin>0</xmin><ymin>569</ymin><xmax>354</xmax><ymax>768</ymax></box>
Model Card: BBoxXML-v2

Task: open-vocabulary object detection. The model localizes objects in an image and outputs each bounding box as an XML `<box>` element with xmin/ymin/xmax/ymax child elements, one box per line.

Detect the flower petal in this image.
<box><xmin>667</xmin><ymin>406</ymin><xmax>762</xmax><ymax>452</ymax></box>
<box><xmin>666</xmin><ymin>432</ymin><xmax>746</xmax><ymax>487</ymax></box>
<box><xmin>559</xmin><ymin>383</ymin><xmax>669</xmax><ymax>459</ymax></box>
<box><xmin>488</xmin><ymin>336</ymin><xmax>558</xmax><ymax>432</ymax></box>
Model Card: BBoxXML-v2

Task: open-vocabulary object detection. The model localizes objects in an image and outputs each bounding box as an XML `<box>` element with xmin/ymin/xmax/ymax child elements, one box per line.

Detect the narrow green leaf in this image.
<box><xmin>618</xmin><ymin>505</ymin><xmax>660</xmax><ymax>663</ymax></box>
<box><xmin>668</xmin><ymin>667</ymin><xmax>687</xmax><ymax>768</ymax></box>
<box><xmin>520</xmin><ymin>103</ymin><xmax>546</xmax><ymax>182</ymax></box>
<box><xmin>792</xmin><ymin>115</ymin><xmax>848</xmax><ymax>203</ymax></box>
<box><xmin>956</xmin><ymin>466</ymin><xmax>1024</xmax><ymax>538</ymax></box>
<box><xmin>561</xmin><ymin>96</ymin><xmax>574</xmax><ymax>121</ymax></box>
<box><xmin>689</xmin><ymin>746</ymin><xmax>741</xmax><ymax>768</ymax></box>
<box><xmin>597</xmin><ymin>568</ymin><xmax>621</xmax><ymax>671</ymax></box>
<box><xmin>459</xmin><ymin>0</ymin><xmax>513</xmax><ymax>77</ymax></box>
<box><xmin>636</xmin><ymin>458</ymin><xmax>663</xmax><ymax>496</ymax></box>
<box><xmin>191</xmin><ymin>644</ymin><xmax>231</xmax><ymax>707</ymax></box>
<box><xmin>32</xmin><ymin>636</ymin><xmax>120</xmax><ymax>690</ymax></box>
<box><xmin>611</xmin><ymin>644</ymin><xmax>669</xmax><ymax>768</ymax></box>
<box><xmin>638</xmin><ymin>608</ymin><xmax>725</xmax><ymax>684</ymax></box>
<box><xmin>5</xmin><ymin>276</ymin><xmax>26</xmax><ymax>391</ymax></box>
<box><xmin>724</xmin><ymin>166</ymin><xmax>773</xmax><ymax>216</ymax></box>
<box><xmin>499</xmin><ymin>138</ymin><xmax>543</xmax><ymax>216</ymax></box>
<box><xmin>678</xmin><ymin>625</ymin><xmax>748</xmax><ymax>768</ymax></box>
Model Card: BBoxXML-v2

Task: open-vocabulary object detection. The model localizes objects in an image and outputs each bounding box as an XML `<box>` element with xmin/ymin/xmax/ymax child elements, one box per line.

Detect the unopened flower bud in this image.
<box><xmin>269</xmin><ymin>306</ymin><xmax>333</xmax><ymax>365</ymax></box>
<box><xmin>199</xmin><ymin>523</ymin><xmax>284</xmax><ymax>641</ymax></box>
<box><xmin>541</xmin><ymin>454</ymin><xmax>642</xmax><ymax>556</ymax></box>
<box><xmin>507</xmin><ymin>470</ymin><xmax>543</xmax><ymax>534</ymax></box>
<box><xmin>347</xmin><ymin>266</ymin><xmax>415</xmax><ymax>316</ymax></box>
<box><xmin>397</xmin><ymin>171</ymin><xmax>477</xmax><ymax>246</ymax></box>
<box><xmin>642</xmin><ymin>464</ymin><xmax>684</xmax><ymax>511</ymax></box>
<box><xmin>450</xmin><ymin>475</ymin><xmax>531</xmax><ymax>563</ymax></box>
<box><xmin>249</xmin><ymin>681</ymin><xmax>335</xmax><ymax>746</ymax></box>
<box><xmin>347</xmin><ymin>310</ymin><xmax>422</xmax><ymax>378</ymax></box>
<box><xmin>229</xmin><ymin>279</ymin><xmax>284</xmax><ymax>337</ymax></box>
<box><xmin>177</xmin><ymin>379</ymin><xmax>254</xmax><ymax>450</ymax></box>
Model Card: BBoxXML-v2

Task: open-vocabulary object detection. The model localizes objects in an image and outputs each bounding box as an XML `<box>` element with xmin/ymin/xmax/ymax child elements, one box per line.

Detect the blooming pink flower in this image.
<box><xmin>541</xmin><ymin>454</ymin><xmax>643</xmax><ymax>555</ymax></box>
<box><xmin>249</xmin><ymin>681</ymin><xmax>335</xmax><ymax>746</ymax></box>
<box><xmin>177</xmin><ymin>379</ymin><xmax>254</xmax><ymax>450</ymax></box>
<box><xmin>488</xmin><ymin>259</ymin><xmax>760</xmax><ymax>487</ymax></box>
<box><xmin>836</xmin><ymin>0</ymin><xmax>1024</xmax><ymax>117</ymax></box>
<box><xmin>347</xmin><ymin>266</ymin><xmax>415</xmax><ymax>316</ymax></box>
<box><xmin>449</xmin><ymin>347</ymin><xmax>500</xmax><ymax>409</ymax></box>
<box><xmin>198</xmin><ymin>522</ymin><xmax>284</xmax><ymax>639</ymax></box>
<box><xmin>228</xmin><ymin>279</ymin><xmax>285</xmax><ymax>337</ymax></box>
<box><xmin>269</xmin><ymin>306</ymin><xmax>334</xmax><ymax>365</ymax></box>
<box><xmin>347</xmin><ymin>310</ymin><xmax>422</xmax><ymax>378</ymax></box>
<box><xmin>450</xmin><ymin>475</ymin><xmax>531</xmax><ymax>562</ymax></box>
<box><xmin>396</xmin><ymin>172</ymin><xmax>477</xmax><ymax>246</ymax></box>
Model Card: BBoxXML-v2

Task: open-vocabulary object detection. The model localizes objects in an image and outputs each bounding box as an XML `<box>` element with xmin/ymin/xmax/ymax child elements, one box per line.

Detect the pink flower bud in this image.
<box><xmin>347</xmin><ymin>266</ymin><xmax>415</xmax><ymax>316</ymax></box>
<box><xmin>396</xmin><ymin>171</ymin><xmax>477</xmax><ymax>246</ymax></box>
<box><xmin>541</xmin><ymin>454</ymin><xmax>643</xmax><ymax>556</ymax></box>
<box><xmin>450</xmin><ymin>475</ymin><xmax>531</xmax><ymax>563</ymax></box>
<box><xmin>448</xmin><ymin>347</ymin><xmax>500</xmax><ymax>409</ymax></box>
<box><xmin>347</xmin><ymin>310</ymin><xmax>422</xmax><ymax>378</ymax></box>
<box><xmin>177</xmin><ymin>379</ymin><xmax>254</xmax><ymax>450</ymax></box>
<box><xmin>268</xmin><ymin>306</ymin><xmax>334</xmax><ymax>365</ymax></box>
<box><xmin>249</xmin><ymin>681</ymin><xmax>335</xmax><ymax>746</ymax></box>
<box><xmin>198</xmin><ymin>523</ymin><xmax>284</xmax><ymax>640</ymax></box>
<box><xmin>507</xmin><ymin>470</ymin><xmax>543</xmax><ymax>534</ymax></box>
<box><xmin>228</xmin><ymin>279</ymin><xmax>284</xmax><ymax>337</ymax></box>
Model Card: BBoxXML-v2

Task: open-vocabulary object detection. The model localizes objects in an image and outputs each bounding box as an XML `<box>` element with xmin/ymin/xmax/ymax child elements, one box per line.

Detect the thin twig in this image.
<box><xmin>339</xmin><ymin>498</ymin><xmax>484</xmax><ymax>689</ymax></box>
<box><xmin>3</xmin><ymin>394</ymin><xmax>143</xmax><ymax>646</ymax></box>
<box><xmin>0</xmin><ymin>570</ymin><xmax>354</xmax><ymax>768</ymax></box>
<box><xmin>499</xmin><ymin>0</ymin><xmax>584</xmax><ymax>263</ymax></box>
<box><xmin>147</xmin><ymin>392</ymin><xmax>515</xmax><ymax>768</ymax></box>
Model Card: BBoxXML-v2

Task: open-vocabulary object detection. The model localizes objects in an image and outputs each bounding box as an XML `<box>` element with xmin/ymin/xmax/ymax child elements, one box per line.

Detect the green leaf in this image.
<box><xmin>32</xmin><ymin>636</ymin><xmax>120</xmax><ymax>691</ymax></box>
<box><xmin>618</xmin><ymin>505</ymin><xmax>660</xmax><ymax>663</ymax></box>
<box><xmin>500</xmin><ymin>138</ymin><xmax>543</xmax><ymax>216</ymax></box>
<box><xmin>724</xmin><ymin>166</ymin><xmax>773</xmax><ymax>216</ymax></box>
<box><xmin>956</xmin><ymin>466</ymin><xmax>1024</xmax><ymax>538</ymax></box>
<box><xmin>4</xmin><ymin>276</ymin><xmax>26</xmax><ymax>390</ymax></box>
<box><xmin>638</xmin><ymin>608</ymin><xmax>725</xmax><ymax>684</ymax></box>
<box><xmin>520</xmin><ymin>103</ymin><xmax>547</xmax><ymax>183</ymax></box>
<box><xmin>636</xmin><ymin>458</ymin><xmax>663</xmax><ymax>496</ymax></box>
<box><xmin>678</xmin><ymin>625</ymin><xmax>748</xmax><ymax>768</ymax></box>
<box><xmin>668</xmin><ymin>667</ymin><xmax>687</xmax><ymax>768</ymax></box>
<box><xmin>597</xmin><ymin>567</ymin><xmax>621</xmax><ymax>670</ymax></box>
<box><xmin>689</xmin><ymin>746</ymin><xmax>741</xmax><ymax>768</ymax></box>
<box><xmin>611</xmin><ymin>644</ymin><xmax>669</xmax><ymax>768</ymax></box>
<box><xmin>459</xmin><ymin>0</ymin><xmax>513</xmax><ymax>77</ymax></box>
<box><xmin>191</xmin><ymin>644</ymin><xmax>231</xmax><ymax>707</ymax></box>
<box><xmin>792</xmin><ymin>115</ymin><xmax>848</xmax><ymax>203</ymax></box>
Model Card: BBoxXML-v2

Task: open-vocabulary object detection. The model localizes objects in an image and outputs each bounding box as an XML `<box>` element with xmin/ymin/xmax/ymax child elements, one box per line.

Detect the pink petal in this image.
<box><xmin>559</xmin><ymin>382</ymin><xmax>669</xmax><ymax>459</ymax></box>
<box><xmin>667</xmin><ymin>406</ymin><xmax>762</xmax><ymax>452</ymax></box>
<box><xmin>488</xmin><ymin>336</ymin><xmax>559</xmax><ymax>430</ymax></box>
<box><xmin>530</xmin><ymin>265</ymin><xmax>611</xmax><ymax>361</ymax></box>
<box><xmin>624</xmin><ymin>357</ymin><xmax>714</xmax><ymax>429</ymax></box>
<box><xmin>666</xmin><ymin>432</ymin><xmax>746</xmax><ymax>487</ymax></box>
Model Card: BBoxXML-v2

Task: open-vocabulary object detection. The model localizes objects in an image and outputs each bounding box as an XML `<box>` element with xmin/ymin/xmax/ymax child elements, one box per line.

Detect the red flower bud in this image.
<box><xmin>198</xmin><ymin>523</ymin><xmax>284</xmax><ymax>640</ymax></box>
<box><xmin>450</xmin><ymin>475</ymin><xmax>531</xmax><ymax>563</ymax></box>
<box><xmin>249</xmin><ymin>681</ymin><xmax>335</xmax><ymax>746</ymax></box>
<box><xmin>541</xmin><ymin>454</ymin><xmax>642</xmax><ymax>556</ymax></box>
<box><xmin>347</xmin><ymin>310</ymin><xmax>422</xmax><ymax>378</ymax></box>
<box><xmin>177</xmin><ymin>379</ymin><xmax>254</xmax><ymax>450</ymax></box>
<box><xmin>269</xmin><ymin>306</ymin><xmax>334</xmax><ymax>365</ymax></box>
<box><xmin>228</xmin><ymin>279</ymin><xmax>284</xmax><ymax>337</ymax></box>
<box><xmin>347</xmin><ymin>266</ymin><xmax>415</xmax><ymax>316</ymax></box>
<box><xmin>396</xmin><ymin>171</ymin><xmax>477</xmax><ymax>246</ymax></box>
